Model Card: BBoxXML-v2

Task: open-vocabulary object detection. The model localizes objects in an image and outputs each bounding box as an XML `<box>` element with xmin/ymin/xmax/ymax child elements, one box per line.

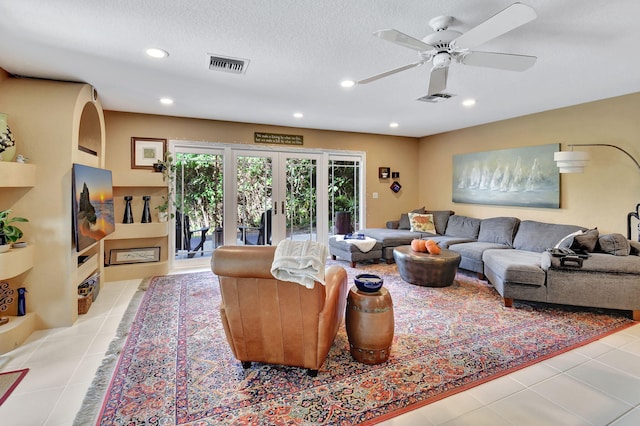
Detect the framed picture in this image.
<box><xmin>109</xmin><ymin>247</ymin><xmax>161</xmax><ymax>265</ymax></box>
<box><xmin>378</xmin><ymin>167</ymin><xmax>390</xmax><ymax>179</ymax></box>
<box><xmin>452</xmin><ymin>143</ymin><xmax>560</xmax><ymax>208</ymax></box>
<box><xmin>390</xmin><ymin>181</ymin><xmax>402</xmax><ymax>193</ymax></box>
<box><xmin>131</xmin><ymin>137</ymin><xmax>166</xmax><ymax>169</ymax></box>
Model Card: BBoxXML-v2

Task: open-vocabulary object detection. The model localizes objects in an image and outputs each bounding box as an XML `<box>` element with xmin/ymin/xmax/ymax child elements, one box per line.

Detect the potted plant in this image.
<box><xmin>154</xmin><ymin>152</ymin><xmax>176</xmax><ymax>221</ymax></box>
<box><xmin>155</xmin><ymin>196</ymin><xmax>170</xmax><ymax>222</ymax></box>
<box><xmin>0</xmin><ymin>209</ymin><xmax>28</xmax><ymax>253</ymax></box>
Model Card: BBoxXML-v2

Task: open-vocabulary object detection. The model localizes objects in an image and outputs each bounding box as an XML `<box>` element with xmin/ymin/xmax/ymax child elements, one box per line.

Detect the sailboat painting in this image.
<box><xmin>452</xmin><ymin>143</ymin><xmax>559</xmax><ymax>208</ymax></box>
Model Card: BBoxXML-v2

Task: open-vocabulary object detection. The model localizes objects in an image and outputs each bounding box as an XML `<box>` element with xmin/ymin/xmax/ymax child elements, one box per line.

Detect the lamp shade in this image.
<box><xmin>554</xmin><ymin>151</ymin><xmax>590</xmax><ymax>173</ymax></box>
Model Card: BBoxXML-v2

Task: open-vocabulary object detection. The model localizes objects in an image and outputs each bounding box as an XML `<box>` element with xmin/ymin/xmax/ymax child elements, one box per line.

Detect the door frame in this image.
<box><xmin>169</xmin><ymin>140</ymin><xmax>366</xmax><ymax>252</ymax></box>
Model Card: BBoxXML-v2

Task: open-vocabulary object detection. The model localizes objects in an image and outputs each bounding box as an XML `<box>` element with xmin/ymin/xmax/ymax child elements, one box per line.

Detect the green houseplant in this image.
<box><xmin>0</xmin><ymin>209</ymin><xmax>28</xmax><ymax>251</ymax></box>
<box><xmin>154</xmin><ymin>152</ymin><xmax>176</xmax><ymax>221</ymax></box>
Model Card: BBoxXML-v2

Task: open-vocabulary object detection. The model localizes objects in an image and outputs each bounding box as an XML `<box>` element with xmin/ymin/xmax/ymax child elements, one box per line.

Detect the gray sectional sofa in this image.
<box><xmin>361</xmin><ymin>211</ymin><xmax>640</xmax><ymax>319</ymax></box>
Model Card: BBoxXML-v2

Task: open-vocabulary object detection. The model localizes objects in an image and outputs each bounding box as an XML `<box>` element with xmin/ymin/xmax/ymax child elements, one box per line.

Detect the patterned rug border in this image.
<box><xmin>76</xmin><ymin>268</ymin><xmax>636</xmax><ymax>425</ymax></box>
<box><xmin>365</xmin><ymin>318</ymin><xmax>635</xmax><ymax>425</ymax></box>
<box><xmin>72</xmin><ymin>277</ymin><xmax>152</xmax><ymax>426</ymax></box>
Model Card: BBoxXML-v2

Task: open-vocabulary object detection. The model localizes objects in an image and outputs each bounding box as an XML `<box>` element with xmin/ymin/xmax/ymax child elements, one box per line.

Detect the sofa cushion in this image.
<box><xmin>482</xmin><ymin>249</ymin><xmax>546</xmax><ymax>286</ymax></box>
<box><xmin>426</xmin><ymin>235</ymin><xmax>476</xmax><ymax>249</ymax></box>
<box><xmin>597</xmin><ymin>233</ymin><xmax>631</xmax><ymax>256</ymax></box>
<box><xmin>398</xmin><ymin>206</ymin><xmax>426</xmax><ymax>230</ymax></box>
<box><xmin>571</xmin><ymin>228</ymin><xmax>599</xmax><ymax>252</ymax></box>
<box><xmin>478</xmin><ymin>217</ymin><xmax>520</xmax><ymax>246</ymax></box>
<box><xmin>444</xmin><ymin>215</ymin><xmax>481</xmax><ymax>239</ymax></box>
<box><xmin>513</xmin><ymin>220</ymin><xmax>585</xmax><ymax>253</ymax></box>
<box><xmin>450</xmin><ymin>242</ymin><xmax>510</xmax><ymax>264</ymax></box>
<box><xmin>361</xmin><ymin>228</ymin><xmax>424</xmax><ymax>247</ymax></box>
<box><xmin>408</xmin><ymin>213</ymin><xmax>435</xmax><ymax>233</ymax></box>
<box><xmin>426</xmin><ymin>210</ymin><xmax>454</xmax><ymax>235</ymax></box>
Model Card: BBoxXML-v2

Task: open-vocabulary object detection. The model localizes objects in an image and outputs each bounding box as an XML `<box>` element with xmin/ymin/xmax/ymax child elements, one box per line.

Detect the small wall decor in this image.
<box><xmin>452</xmin><ymin>143</ymin><xmax>560</xmax><ymax>208</ymax></box>
<box><xmin>390</xmin><ymin>181</ymin><xmax>402</xmax><ymax>193</ymax></box>
<box><xmin>131</xmin><ymin>137</ymin><xmax>167</xmax><ymax>170</ymax></box>
<box><xmin>379</xmin><ymin>167</ymin><xmax>390</xmax><ymax>179</ymax></box>
<box><xmin>391</xmin><ymin>172</ymin><xmax>400</xmax><ymax>178</ymax></box>
<box><xmin>109</xmin><ymin>247</ymin><xmax>161</xmax><ymax>265</ymax></box>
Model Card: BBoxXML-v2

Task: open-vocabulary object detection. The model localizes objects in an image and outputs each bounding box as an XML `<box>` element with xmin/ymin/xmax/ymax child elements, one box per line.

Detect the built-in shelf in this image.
<box><xmin>75</xmin><ymin>253</ymin><xmax>99</xmax><ymax>286</ymax></box>
<box><xmin>103</xmin><ymin>260</ymin><xmax>169</xmax><ymax>282</ymax></box>
<box><xmin>0</xmin><ymin>244</ymin><xmax>35</xmax><ymax>280</ymax></box>
<box><xmin>0</xmin><ymin>313</ymin><xmax>36</xmax><ymax>354</ymax></box>
<box><xmin>105</xmin><ymin>222</ymin><xmax>169</xmax><ymax>240</ymax></box>
<box><xmin>0</xmin><ymin>162</ymin><xmax>36</xmax><ymax>187</ymax></box>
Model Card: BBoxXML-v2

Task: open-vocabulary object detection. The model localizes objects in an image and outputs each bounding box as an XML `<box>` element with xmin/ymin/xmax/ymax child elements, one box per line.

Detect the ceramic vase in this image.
<box><xmin>0</xmin><ymin>112</ymin><xmax>16</xmax><ymax>162</ymax></box>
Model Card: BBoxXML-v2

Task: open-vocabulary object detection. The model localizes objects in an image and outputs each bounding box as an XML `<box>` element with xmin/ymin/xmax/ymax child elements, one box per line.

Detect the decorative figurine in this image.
<box><xmin>123</xmin><ymin>196</ymin><xmax>134</xmax><ymax>224</ymax></box>
<box><xmin>141</xmin><ymin>195</ymin><xmax>152</xmax><ymax>223</ymax></box>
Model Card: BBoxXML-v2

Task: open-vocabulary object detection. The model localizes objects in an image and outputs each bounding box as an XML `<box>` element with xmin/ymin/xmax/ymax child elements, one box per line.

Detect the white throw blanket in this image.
<box><xmin>335</xmin><ymin>234</ymin><xmax>378</xmax><ymax>253</ymax></box>
<box><xmin>270</xmin><ymin>240</ymin><xmax>328</xmax><ymax>289</ymax></box>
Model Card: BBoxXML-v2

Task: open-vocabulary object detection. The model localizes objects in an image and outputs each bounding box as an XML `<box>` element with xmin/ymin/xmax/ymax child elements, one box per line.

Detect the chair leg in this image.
<box><xmin>307</xmin><ymin>369</ymin><xmax>318</xmax><ymax>377</ymax></box>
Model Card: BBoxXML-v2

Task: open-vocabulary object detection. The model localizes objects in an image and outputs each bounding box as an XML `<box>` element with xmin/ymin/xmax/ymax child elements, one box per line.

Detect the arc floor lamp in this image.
<box><xmin>554</xmin><ymin>143</ymin><xmax>640</xmax><ymax>240</ymax></box>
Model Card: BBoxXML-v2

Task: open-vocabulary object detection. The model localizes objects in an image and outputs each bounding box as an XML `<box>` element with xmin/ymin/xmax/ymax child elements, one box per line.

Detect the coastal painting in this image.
<box><xmin>72</xmin><ymin>164</ymin><xmax>116</xmax><ymax>251</ymax></box>
<box><xmin>452</xmin><ymin>143</ymin><xmax>560</xmax><ymax>208</ymax></box>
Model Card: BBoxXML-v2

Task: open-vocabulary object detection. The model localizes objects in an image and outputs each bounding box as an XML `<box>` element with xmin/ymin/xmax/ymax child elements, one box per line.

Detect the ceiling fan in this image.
<box><xmin>357</xmin><ymin>3</ymin><xmax>538</xmax><ymax>96</ymax></box>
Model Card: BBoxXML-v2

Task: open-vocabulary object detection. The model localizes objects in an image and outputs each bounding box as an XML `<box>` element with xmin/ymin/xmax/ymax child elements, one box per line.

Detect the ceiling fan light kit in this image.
<box><xmin>358</xmin><ymin>3</ymin><xmax>538</xmax><ymax>96</ymax></box>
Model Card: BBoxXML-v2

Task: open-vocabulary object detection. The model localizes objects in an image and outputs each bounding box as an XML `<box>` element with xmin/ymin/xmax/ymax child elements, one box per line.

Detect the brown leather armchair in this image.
<box><xmin>211</xmin><ymin>245</ymin><xmax>348</xmax><ymax>376</ymax></box>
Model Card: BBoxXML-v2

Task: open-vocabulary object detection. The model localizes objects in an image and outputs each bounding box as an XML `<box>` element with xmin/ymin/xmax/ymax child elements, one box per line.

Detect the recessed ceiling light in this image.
<box><xmin>340</xmin><ymin>80</ymin><xmax>355</xmax><ymax>88</ymax></box>
<box><xmin>389</xmin><ymin>122</ymin><xmax>399</xmax><ymax>128</ymax></box>
<box><xmin>146</xmin><ymin>48</ymin><xmax>169</xmax><ymax>58</ymax></box>
<box><xmin>462</xmin><ymin>99</ymin><xmax>477</xmax><ymax>107</ymax></box>
<box><xmin>160</xmin><ymin>97</ymin><xmax>173</xmax><ymax>105</ymax></box>
<box><xmin>293</xmin><ymin>112</ymin><xmax>304</xmax><ymax>118</ymax></box>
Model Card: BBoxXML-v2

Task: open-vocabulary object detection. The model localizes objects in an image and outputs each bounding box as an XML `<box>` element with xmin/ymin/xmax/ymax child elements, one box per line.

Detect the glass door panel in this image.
<box><xmin>285</xmin><ymin>157</ymin><xmax>318</xmax><ymax>242</ymax></box>
<box><xmin>235</xmin><ymin>154</ymin><xmax>273</xmax><ymax>245</ymax></box>
<box><xmin>173</xmin><ymin>150</ymin><xmax>224</xmax><ymax>262</ymax></box>
<box><xmin>328</xmin><ymin>158</ymin><xmax>361</xmax><ymax>236</ymax></box>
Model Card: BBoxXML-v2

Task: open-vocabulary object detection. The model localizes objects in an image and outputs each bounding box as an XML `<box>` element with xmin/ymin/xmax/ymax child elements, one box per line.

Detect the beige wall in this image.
<box><xmin>103</xmin><ymin>111</ymin><xmax>420</xmax><ymax>228</ymax></box>
<box><xmin>418</xmin><ymin>92</ymin><xmax>640</xmax><ymax>239</ymax></box>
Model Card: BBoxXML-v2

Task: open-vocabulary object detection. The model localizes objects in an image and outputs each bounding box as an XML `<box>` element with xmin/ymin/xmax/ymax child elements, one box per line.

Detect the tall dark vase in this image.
<box><xmin>141</xmin><ymin>196</ymin><xmax>152</xmax><ymax>223</ymax></box>
<box><xmin>123</xmin><ymin>196</ymin><xmax>134</xmax><ymax>224</ymax></box>
<box><xmin>17</xmin><ymin>287</ymin><xmax>27</xmax><ymax>316</ymax></box>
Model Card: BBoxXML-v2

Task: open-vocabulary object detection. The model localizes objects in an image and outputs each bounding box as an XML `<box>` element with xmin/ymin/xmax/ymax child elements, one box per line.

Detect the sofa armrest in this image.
<box><xmin>386</xmin><ymin>220</ymin><xmax>400</xmax><ymax>229</ymax></box>
<box><xmin>317</xmin><ymin>265</ymin><xmax>348</xmax><ymax>362</ymax></box>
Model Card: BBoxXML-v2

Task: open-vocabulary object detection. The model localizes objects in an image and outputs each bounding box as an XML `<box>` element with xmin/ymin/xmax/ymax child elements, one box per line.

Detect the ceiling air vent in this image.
<box><xmin>208</xmin><ymin>54</ymin><xmax>250</xmax><ymax>74</ymax></box>
<box><xmin>416</xmin><ymin>93</ymin><xmax>454</xmax><ymax>103</ymax></box>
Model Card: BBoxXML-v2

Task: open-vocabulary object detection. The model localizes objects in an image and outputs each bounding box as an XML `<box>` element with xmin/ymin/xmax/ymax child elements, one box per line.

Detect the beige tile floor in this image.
<box><xmin>1</xmin><ymin>269</ymin><xmax>640</xmax><ymax>426</ymax></box>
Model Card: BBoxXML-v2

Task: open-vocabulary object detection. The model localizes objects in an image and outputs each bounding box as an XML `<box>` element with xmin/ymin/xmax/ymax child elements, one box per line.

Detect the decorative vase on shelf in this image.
<box><xmin>0</xmin><ymin>112</ymin><xmax>16</xmax><ymax>162</ymax></box>
<box><xmin>141</xmin><ymin>196</ymin><xmax>152</xmax><ymax>223</ymax></box>
<box><xmin>123</xmin><ymin>196</ymin><xmax>134</xmax><ymax>224</ymax></box>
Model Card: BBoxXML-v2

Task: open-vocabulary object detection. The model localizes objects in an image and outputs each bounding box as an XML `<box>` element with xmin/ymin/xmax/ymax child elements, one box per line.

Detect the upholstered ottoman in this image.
<box><xmin>329</xmin><ymin>236</ymin><xmax>382</xmax><ymax>267</ymax></box>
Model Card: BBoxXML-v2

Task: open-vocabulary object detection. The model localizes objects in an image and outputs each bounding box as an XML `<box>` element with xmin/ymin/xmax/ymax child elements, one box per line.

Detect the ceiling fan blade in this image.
<box><xmin>357</xmin><ymin>61</ymin><xmax>425</xmax><ymax>84</ymax></box>
<box><xmin>374</xmin><ymin>29</ymin><xmax>434</xmax><ymax>51</ymax></box>
<box><xmin>460</xmin><ymin>51</ymin><xmax>536</xmax><ymax>71</ymax></box>
<box><xmin>427</xmin><ymin>66</ymin><xmax>448</xmax><ymax>95</ymax></box>
<box><xmin>452</xmin><ymin>3</ymin><xmax>537</xmax><ymax>50</ymax></box>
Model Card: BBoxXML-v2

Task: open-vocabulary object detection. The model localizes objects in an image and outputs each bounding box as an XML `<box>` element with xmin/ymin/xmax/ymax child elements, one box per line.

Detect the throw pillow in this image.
<box><xmin>598</xmin><ymin>233</ymin><xmax>630</xmax><ymax>256</ymax></box>
<box><xmin>398</xmin><ymin>206</ymin><xmax>426</xmax><ymax>230</ymax></box>
<box><xmin>571</xmin><ymin>227</ymin><xmax>599</xmax><ymax>252</ymax></box>
<box><xmin>554</xmin><ymin>230</ymin><xmax>584</xmax><ymax>249</ymax></box>
<box><xmin>408</xmin><ymin>213</ymin><xmax>435</xmax><ymax>233</ymax></box>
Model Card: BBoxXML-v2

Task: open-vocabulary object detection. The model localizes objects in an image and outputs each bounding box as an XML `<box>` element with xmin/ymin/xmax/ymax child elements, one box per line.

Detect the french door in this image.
<box><xmin>231</xmin><ymin>150</ymin><xmax>324</xmax><ymax>246</ymax></box>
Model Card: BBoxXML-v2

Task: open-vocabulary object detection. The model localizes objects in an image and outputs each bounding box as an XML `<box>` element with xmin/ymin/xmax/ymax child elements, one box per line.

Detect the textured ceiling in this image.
<box><xmin>1</xmin><ymin>0</ymin><xmax>639</xmax><ymax>137</ymax></box>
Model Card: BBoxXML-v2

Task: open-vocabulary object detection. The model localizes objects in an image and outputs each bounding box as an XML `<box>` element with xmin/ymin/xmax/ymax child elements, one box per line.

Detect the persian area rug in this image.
<box><xmin>88</xmin><ymin>264</ymin><xmax>633</xmax><ymax>425</ymax></box>
<box><xmin>0</xmin><ymin>368</ymin><xmax>28</xmax><ymax>406</ymax></box>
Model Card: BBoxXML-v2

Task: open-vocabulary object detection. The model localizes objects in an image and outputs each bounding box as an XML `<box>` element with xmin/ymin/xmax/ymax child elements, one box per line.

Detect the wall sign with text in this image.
<box><xmin>254</xmin><ymin>132</ymin><xmax>303</xmax><ymax>145</ymax></box>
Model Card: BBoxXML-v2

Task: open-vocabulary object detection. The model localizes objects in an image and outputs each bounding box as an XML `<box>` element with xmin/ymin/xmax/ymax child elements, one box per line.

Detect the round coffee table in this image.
<box><xmin>393</xmin><ymin>245</ymin><xmax>461</xmax><ymax>287</ymax></box>
<box><xmin>345</xmin><ymin>286</ymin><xmax>394</xmax><ymax>364</ymax></box>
